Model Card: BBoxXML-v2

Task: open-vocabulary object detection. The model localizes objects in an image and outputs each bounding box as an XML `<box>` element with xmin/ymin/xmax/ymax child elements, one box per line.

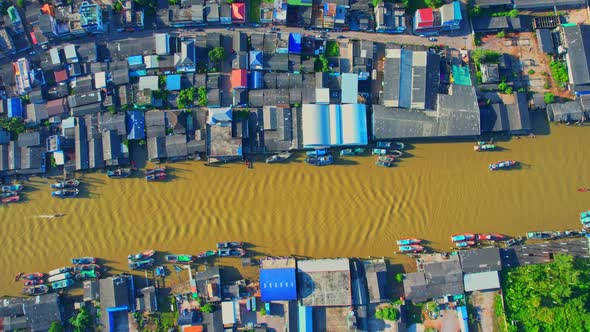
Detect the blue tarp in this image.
<box><xmin>128</xmin><ymin>55</ymin><xmax>143</xmax><ymax>66</ymax></box>
<box><xmin>166</xmin><ymin>74</ymin><xmax>181</xmax><ymax>90</ymax></box>
<box><xmin>129</xmin><ymin>70</ymin><xmax>147</xmax><ymax>77</ymax></box>
<box><xmin>126</xmin><ymin>110</ymin><xmax>146</xmax><ymax>140</ymax></box>
<box><xmin>260</xmin><ymin>268</ymin><xmax>297</xmax><ymax>301</ymax></box>
<box><xmin>250</xmin><ymin>71</ymin><xmax>263</xmax><ymax>90</ymax></box>
<box><xmin>7</xmin><ymin>97</ymin><xmax>22</xmax><ymax>118</ymax></box>
<box><xmin>289</xmin><ymin>33</ymin><xmax>302</xmax><ymax>54</ymax></box>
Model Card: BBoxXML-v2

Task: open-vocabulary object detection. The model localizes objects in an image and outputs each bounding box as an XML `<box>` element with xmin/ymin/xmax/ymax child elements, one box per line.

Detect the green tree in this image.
<box><xmin>372</xmin><ymin>0</ymin><xmax>382</xmax><ymax>6</ymax></box>
<box><xmin>550</xmin><ymin>60</ymin><xmax>569</xmax><ymax>87</ymax></box>
<box><xmin>496</xmin><ymin>30</ymin><xmax>506</xmax><ymax>38</ymax></box>
<box><xmin>469</xmin><ymin>5</ymin><xmax>481</xmax><ymax>17</ymax></box>
<box><xmin>177</xmin><ymin>87</ymin><xmax>197</xmax><ymax>109</ymax></box>
<box><xmin>472</xmin><ymin>49</ymin><xmax>501</xmax><ymax>65</ymax></box>
<box><xmin>508</xmin><ymin>9</ymin><xmax>519</xmax><ymax>18</ymax></box>
<box><xmin>201</xmin><ymin>303</ymin><xmax>215</xmax><ymax>313</ymax></box>
<box><xmin>260</xmin><ymin>307</ymin><xmax>267</xmax><ymax>316</ymax></box>
<box><xmin>504</xmin><ymin>87</ymin><xmax>513</xmax><ymax>94</ymax></box>
<box><xmin>0</xmin><ymin>117</ymin><xmax>26</xmax><ymax>139</ymax></box>
<box><xmin>425</xmin><ymin>0</ymin><xmax>442</xmax><ymax>8</ymax></box>
<box><xmin>107</xmin><ymin>105</ymin><xmax>117</xmax><ymax>114</ymax></box>
<box><xmin>395</xmin><ymin>273</ymin><xmax>404</xmax><ymax>283</ymax></box>
<box><xmin>375</xmin><ymin>307</ymin><xmax>400</xmax><ymax>321</ymax></box>
<box><xmin>197</xmin><ymin>86</ymin><xmax>207</xmax><ymax>106</ymax></box>
<box><xmin>498</xmin><ymin>81</ymin><xmax>508</xmax><ymax>92</ymax></box>
<box><xmin>315</xmin><ymin>54</ymin><xmax>329</xmax><ymax>72</ymax></box>
<box><xmin>16</xmin><ymin>0</ymin><xmax>24</xmax><ymax>8</ymax></box>
<box><xmin>49</xmin><ymin>321</ymin><xmax>64</xmax><ymax>332</ymax></box>
<box><xmin>528</xmin><ymin>69</ymin><xmax>535</xmax><ymax>75</ymax></box>
<box><xmin>208</xmin><ymin>47</ymin><xmax>226</xmax><ymax>64</ymax></box>
<box><xmin>544</xmin><ymin>92</ymin><xmax>555</xmax><ymax>104</ymax></box>
<box><xmin>159</xmin><ymin>75</ymin><xmax>167</xmax><ymax>87</ymax></box>
<box><xmin>69</xmin><ymin>307</ymin><xmax>91</xmax><ymax>332</ymax></box>
<box><xmin>325</xmin><ymin>41</ymin><xmax>340</xmax><ymax>57</ymax></box>
<box><xmin>114</xmin><ymin>1</ymin><xmax>122</xmax><ymax>11</ymax></box>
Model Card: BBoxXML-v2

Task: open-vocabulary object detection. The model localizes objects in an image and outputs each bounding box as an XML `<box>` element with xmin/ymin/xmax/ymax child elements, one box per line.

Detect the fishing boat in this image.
<box><xmin>339</xmin><ymin>148</ymin><xmax>365</xmax><ymax>156</ymax></box>
<box><xmin>489</xmin><ymin>160</ymin><xmax>517</xmax><ymax>171</ymax></box>
<box><xmin>22</xmin><ymin>273</ymin><xmax>44</xmax><ymax>280</ymax></box>
<box><xmin>218</xmin><ymin>248</ymin><xmax>246</xmax><ymax>257</ymax></box>
<box><xmin>398</xmin><ymin>245</ymin><xmax>424</xmax><ymax>253</ymax></box>
<box><xmin>145</xmin><ymin>167</ymin><xmax>166</xmax><ymax>175</ymax></box>
<box><xmin>24</xmin><ymin>279</ymin><xmax>44</xmax><ymax>286</ymax></box>
<box><xmin>451</xmin><ymin>234</ymin><xmax>476</xmax><ymax>242</ymax></box>
<box><xmin>376</xmin><ymin>141</ymin><xmax>405</xmax><ymax>150</ymax></box>
<box><xmin>107</xmin><ymin>168</ymin><xmax>132</xmax><ymax>179</ymax></box>
<box><xmin>477</xmin><ymin>234</ymin><xmax>505</xmax><ymax>241</ymax></box>
<box><xmin>196</xmin><ymin>250</ymin><xmax>217</xmax><ymax>258</ymax></box>
<box><xmin>526</xmin><ymin>231</ymin><xmax>556</xmax><ymax>240</ymax></box>
<box><xmin>1</xmin><ymin>184</ymin><xmax>23</xmax><ymax>192</ymax></box>
<box><xmin>155</xmin><ymin>266</ymin><xmax>166</xmax><ymax>277</ymax></box>
<box><xmin>146</xmin><ymin>173</ymin><xmax>166</xmax><ymax>181</ymax></box>
<box><xmin>2</xmin><ymin>195</ymin><xmax>20</xmax><ymax>204</ymax></box>
<box><xmin>22</xmin><ymin>285</ymin><xmax>49</xmax><ymax>295</ymax></box>
<box><xmin>51</xmin><ymin>189</ymin><xmax>79</xmax><ymax>198</ymax></box>
<box><xmin>128</xmin><ymin>249</ymin><xmax>156</xmax><ymax>262</ymax></box>
<box><xmin>1</xmin><ymin>191</ymin><xmax>17</xmax><ymax>198</ymax></box>
<box><xmin>165</xmin><ymin>254</ymin><xmax>193</xmax><ymax>264</ymax></box>
<box><xmin>48</xmin><ymin>272</ymin><xmax>72</xmax><ymax>283</ymax></box>
<box><xmin>50</xmin><ymin>179</ymin><xmax>80</xmax><ymax>189</ymax></box>
<box><xmin>378</xmin><ymin>155</ymin><xmax>395</xmax><ymax>163</ymax></box>
<box><xmin>474</xmin><ymin>144</ymin><xmax>496</xmax><ymax>152</ymax></box>
<box><xmin>217</xmin><ymin>242</ymin><xmax>244</xmax><ymax>249</ymax></box>
<box><xmin>456</xmin><ymin>241</ymin><xmax>476</xmax><ymax>248</ymax></box>
<box><xmin>48</xmin><ymin>267</ymin><xmax>71</xmax><ymax>276</ymax></box>
<box><xmin>556</xmin><ymin>230</ymin><xmax>585</xmax><ymax>239</ymax></box>
<box><xmin>375</xmin><ymin>160</ymin><xmax>393</xmax><ymax>168</ymax></box>
<box><xmin>306</xmin><ymin>149</ymin><xmax>328</xmax><ymax>156</ymax></box>
<box><xmin>51</xmin><ymin>278</ymin><xmax>74</xmax><ymax>290</ymax></box>
<box><xmin>265</xmin><ymin>152</ymin><xmax>293</xmax><ymax>163</ymax></box>
<box><xmin>580</xmin><ymin>211</ymin><xmax>590</xmax><ymax>219</ymax></box>
<box><xmin>72</xmin><ymin>257</ymin><xmax>96</xmax><ymax>265</ymax></box>
<box><xmin>129</xmin><ymin>259</ymin><xmax>155</xmax><ymax>270</ymax></box>
<box><xmin>305</xmin><ymin>155</ymin><xmax>333</xmax><ymax>166</ymax></box>
<box><xmin>397</xmin><ymin>238</ymin><xmax>421</xmax><ymax>245</ymax></box>
<box><xmin>372</xmin><ymin>148</ymin><xmax>388</xmax><ymax>156</ymax></box>
<box><xmin>15</xmin><ymin>272</ymin><xmax>23</xmax><ymax>281</ymax></box>
<box><xmin>76</xmin><ymin>270</ymin><xmax>100</xmax><ymax>280</ymax></box>
<box><xmin>73</xmin><ymin>264</ymin><xmax>100</xmax><ymax>273</ymax></box>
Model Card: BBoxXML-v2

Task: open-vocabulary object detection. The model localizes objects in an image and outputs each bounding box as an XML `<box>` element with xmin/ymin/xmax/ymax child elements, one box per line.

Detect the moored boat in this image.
<box><xmin>145</xmin><ymin>167</ymin><xmax>166</xmax><ymax>175</ymax></box>
<box><xmin>477</xmin><ymin>234</ymin><xmax>505</xmax><ymax>241</ymax></box>
<box><xmin>22</xmin><ymin>285</ymin><xmax>49</xmax><ymax>295</ymax></box>
<box><xmin>265</xmin><ymin>152</ymin><xmax>293</xmax><ymax>163</ymax></box>
<box><xmin>22</xmin><ymin>273</ymin><xmax>44</xmax><ymax>280</ymax></box>
<box><xmin>51</xmin><ymin>278</ymin><xmax>74</xmax><ymax>290</ymax></box>
<box><xmin>217</xmin><ymin>242</ymin><xmax>243</xmax><ymax>249</ymax></box>
<box><xmin>451</xmin><ymin>234</ymin><xmax>476</xmax><ymax>242</ymax></box>
<box><xmin>218</xmin><ymin>248</ymin><xmax>246</xmax><ymax>257</ymax></box>
<box><xmin>76</xmin><ymin>269</ymin><xmax>100</xmax><ymax>280</ymax></box>
<box><xmin>306</xmin><ymin>149</ymin><xmax>328</xmax><ymax>156</ymax></box>
<box><xmin>72</xmin><ymin>257</ymin><xmax>96</xmax><ymax>265</ymax></box>
<box><xmin>165</xmin><ymin>254</ymin><xmax>193</xmax><ymax>264</ymax></box>
<box><xmin>51</xmin><ymin>189</ymin><xmax>79</xmax><ymax>198</ymax></box>
<box><xmin>2</xmin><ymin>195</ymin><xmax>19</xmax><ymax>204</ymax></box>
<box><xmin>305</xmin><ymin>155</ymin><xmax>333</xmax><ymax>166</ymax></box>
<box><xmin>378</xmin><ymin>155</ymin><xmax>395</xmax><ymax>163</ymax></box>
<box><xmin>146</xmin><ymin>173</ymin><xmax>166</xmax><ymax>181</ymax></box>
<box><xmin>456</xmin><ymin>241</ymin><xmax>476</xmax><ymax>248</ymax></box>
<box><xmin>24</xmin><ymin>279</ymin><xmax>44</xmax><ymax>286</ymax></box>
<box><xmin>155</xmin><ymin>266</ymin><xmax>166</xmax><ymax>277</ymax></box>
<box><xmin>15</xmin><ymin>272</ymin><xmax>23</xmax><ymax>281</ymax></box>
<box><xmin>107</xmin><ymin>168</ymin><xmax>132</xmax><ymax>179</ymax></box>
<box><xmin>397</xmin><ymin>238</ymin><xmax>421</xmax><ymax>245</ymax></box>
<box><xmin>50</xmin><ymin>179</ymin><xmax>80</xmax><ymax>189</ymax></box>
<box><xmin>1</xmin><ymin>184</ymin><xmax>23</xmax><ymax>192</ymax></box>
<box><xmin>48</xmin><ymin>267</ymin><xmax>72</xmax><ymax>276</ymax></box>
<box><xmin>73</xmin><ymin>264</ymin><xmax>100</xmax><ymax>272</ymax></box>
<box><xmin>196</xmin><ymin>250</ymin><xmax>217</xmax><ymax>258</ymax></box>
<box><xmin>339</xmin><ymin>148</ymin><xmax>365</xmax><ymax>156</ymax></box>
<box><xmin>580</xmin><ymin>211</ymin><xmax>590</xmax><ymax>219</ymax></box>
<box><xmin>48</xmin><ymin>272</ymin><xmax>72</xmax><ymax>283</ymax></box>
<box><xmin>0</xmin><ymin>191</ymin><xmax>18</xmax><ymax>198</ymax></box>
<box><xmin>489</xmin><ymin>160</ymin><xmax>516</xmax><ymax>171</ymax></box>
<box><xmin>526</xmin><ymin>231</ymin><xmax>556</xmax><ymax>240</ymax></box>
<box><xmin>376</xmin><ymin>141</ymin><xmax>405</xmax><ymax>150</ymax></box>
<box><xmin>398</xmin><ymin>245</ymin><xmax>423</xmax><ymax>253</ymax></box>
<box><xmin>129</xmin><ymin>259</ymin><xmax>155</xmax><ymax>270</ymax></box>
<box><xmin>128</xmin><ymin>249</ymin><xmax>155</xmax><ymax>262</ymax></box>
<box><xmin>474</xmin><ymin>144</ymin><xmax>496</xmax><ymax>152</ymax></box>
<box><xmin>375</xmin><ymin>160</ymin><xmax>392</xmax><ymax>168</ymax></box>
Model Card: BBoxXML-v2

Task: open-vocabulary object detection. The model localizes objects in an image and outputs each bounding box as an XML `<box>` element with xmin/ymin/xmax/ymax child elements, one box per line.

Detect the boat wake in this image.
<box><xmin>37</xmin><ymin>214</ymin><xmax>65</xmax><ymax>219</ymax></box>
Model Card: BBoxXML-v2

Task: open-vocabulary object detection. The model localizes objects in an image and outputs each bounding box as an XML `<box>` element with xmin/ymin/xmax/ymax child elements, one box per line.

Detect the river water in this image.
<box><xmin>1</xmin><ymin>119</ymin><xmax>589</xmax><ymax>295</ymax></box>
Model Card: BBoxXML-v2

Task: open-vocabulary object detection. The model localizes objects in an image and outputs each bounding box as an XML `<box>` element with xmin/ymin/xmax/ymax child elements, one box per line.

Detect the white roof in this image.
<box><xmin>138</xmin><ymin>76</ymin><xmax>159</xmax><ymax>91</ymax></box>
<box><xmin>50</xmin><ymin>48</ymin><xmax>61</xmax><ymax>65</ymax></box>
<box><xmin>94</xmin><ymin>72</ymin><xmax>106</xmax><ymax>89</ymax></box>
<box><xmin>301</xmin><ymin>104</ymin><xmax>368</xmax><ymax>147</ymax></box>
<box><xmin>64</xmin><ymin>44</ymin><xmax>77</xmax><ymax>61</ymax></box>
<box><xmin>463</xmin><ymin>271</ymin><xmax>500</xmax><ymax>292</ymax></box>
<box><xmin>316</xmin><ymin>88</ymin><xmax>330</xmax><ymax>104</ymax></box>
<box><xmin>155</xmin><ymin>33</ymin><xmax>169</xmax><ymax>55</ymax></box>
<box><xmin>221</xmin><ymin>301</ymin><xmax>236</xmax><ymax>325</ymax></box>
<box><xmin>297</xmin><ymin>258</ymin><xmax>350</xmax><ymax>273</ymax></box>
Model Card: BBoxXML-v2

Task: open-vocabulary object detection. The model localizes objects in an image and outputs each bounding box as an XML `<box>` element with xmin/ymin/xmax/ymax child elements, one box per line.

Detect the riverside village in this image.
<box><xmin>0</xmin><ymin>0</ymin><xmax>590</xmax><ymax>330</ymax></box>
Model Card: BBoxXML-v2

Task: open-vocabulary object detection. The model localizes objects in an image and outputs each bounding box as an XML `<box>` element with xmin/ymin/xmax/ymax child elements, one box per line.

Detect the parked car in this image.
<box><xmin>428</xmin><ymin>37</ymin><xmax>437</xmax><ymax>42</ymax></box>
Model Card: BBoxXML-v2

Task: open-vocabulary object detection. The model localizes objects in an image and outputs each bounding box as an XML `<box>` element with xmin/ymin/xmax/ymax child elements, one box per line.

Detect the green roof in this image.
<box><xmin>452</xmin><ymin>65</ymin><xmax>472</xmax><ymax>86</ymax></box>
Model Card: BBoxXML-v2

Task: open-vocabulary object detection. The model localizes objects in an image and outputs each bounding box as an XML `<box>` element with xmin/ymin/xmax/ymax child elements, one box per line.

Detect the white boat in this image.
<box><xmin>47</xmin><ymin>272</ymin><xmax>72</xmax><ymax>283</ymax></box>
<box><xmin>48</xmin><ymin>266</ymin><xmax>71</xmax><ymax>276</ymax></box>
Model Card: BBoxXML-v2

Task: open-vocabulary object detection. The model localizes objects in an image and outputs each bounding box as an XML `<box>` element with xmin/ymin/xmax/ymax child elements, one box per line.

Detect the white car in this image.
<box><xmin>428</xmin><ymin>37</ymin><xmax>437</xmax><ymax>42</ymax></box>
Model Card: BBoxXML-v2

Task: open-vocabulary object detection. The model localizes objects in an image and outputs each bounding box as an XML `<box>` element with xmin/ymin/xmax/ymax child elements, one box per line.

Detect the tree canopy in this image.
<box><xmin>69</xmin><ymin>307</ymin><xmax>92</xmax><ymax>332</ymax></box>
<box><xmin>375</xmin><ymin>307</ymin><xmax>400</xmax><ymax>321</ymax></box>
<box><xmin>550</xmin><ymin>60</ymin><xmax>569</xmax><ymax>87</ymax></box>
<box><xmin>208</xmin><ymin>47</ymin><xmax>226</xmax><ymax>64</ymax></box>
<box><xmin>504</xmin><ymin>254</ymin><xmax>590</xmax><ymax>332</ymax></box>
<box><xmin>48</xmin><ymin>321</ymin><xmax>64</xmax><ymax>332</ymax></box>
<box><xmin>177</xmin><ymin>87</ymin><xmax>197</xmax><ymax>109</ymax></box>
<box><xmin>473</xmin><ymin>49</ymin><xmax>501</xmax><ymax>65</ymax></box>
<box><xmin>544</xmin><ymin>92</ymin><xmax>555</xmax><ymax>104</ymax></box>
<box><xmin>201</xmin><ymin>303</ymin><xmax>215</xmax><ymax>313</ymax></box>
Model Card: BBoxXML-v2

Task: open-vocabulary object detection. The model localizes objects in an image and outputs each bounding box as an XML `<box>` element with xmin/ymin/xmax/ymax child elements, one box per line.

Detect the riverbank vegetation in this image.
<box><xmin>503</xmin><ymin>254</ymin><xmax>590</xmax><ymax>331</ymax></box>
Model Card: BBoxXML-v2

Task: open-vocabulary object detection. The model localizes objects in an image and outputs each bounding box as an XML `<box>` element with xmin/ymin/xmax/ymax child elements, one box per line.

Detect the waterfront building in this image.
<box><xmin>0</xmin><ymin>293</ymin><xmax>62</xmax><ymax>331</ymax></box>
<box><xmin>99</xmin><ymin>276</ymin><xmax>135</xmax><ymax>331</ymax></box>
<box><xmin>403</xmin><ymin>254</ymin><xmax>464</xmax><ymax>303</ymax></box>
<box><xmin>558</xmin><ymin>24</ymin><xmax>590</xmax><ymax>95</ymax></box>
<box><xmin>363</xmin><ymin>259</ymin><xmax>388</xmax><ymax>304</ymax></box>
<box><xmin>301</xmin><ymin>104</ymin><xmax>367</xmax><ymax>147</ymax></box>
<box><xmin>260</xmin><ymin>257</ymin><xmax>298</xmax><ymax>302</ymax></box>
<box><xmin>459</xmin><ymin>248</ymin><xmax>502</xmax><ymax>293</ymax></box>
<box><xmin>79</xmin><ymin>1</ymin><xmax>104</xmax><ymax>34</ymax></box>
<box><xmin>297</xmin><ymin>258</ymin><xmax>352</xmax><ymax>306</ymax></box>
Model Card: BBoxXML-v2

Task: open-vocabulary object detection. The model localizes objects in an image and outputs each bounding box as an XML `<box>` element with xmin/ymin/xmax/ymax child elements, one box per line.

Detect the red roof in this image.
<box><xmin>417</xmin><ymin>8</ymin><xmax>434</xmax><ymax>27</ymax></box>
<box><xmin>30</xmin><ymin>32</ymin><xmax>37</xmax><ymax>45</ymax></box>
<box><xmin>54</xmin><ymin>70</ymin><xmax>68</xmax><ymax>83</ymax></box>
<box><xmin>231</xmin><ymin>2</ymin><xmax>245</xmax><ymax>21</ymax></box>
<box><xmin>231</xmin><ymin>69</ymin><xmax>247</xmax><ymax>88</ymax></box>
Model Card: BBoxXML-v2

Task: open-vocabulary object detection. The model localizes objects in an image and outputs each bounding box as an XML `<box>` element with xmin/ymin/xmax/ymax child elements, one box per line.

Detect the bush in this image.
<box><xmin>496</xmin><ymin>30</ymin><xmax>506</xmax><ymax>38</ymax></box>
<box><xmin>113</xmin><ymin>1</ymin><xmax>122</xmax><ymax>11</ymax></box>
<box><xmin>197</xmin><ymin>86</ymin><xmax>207</xmax><ymax>106</ymax></box>
<box><xmin>16</xmin><ymin>0</ymin><xmax>24</xmax><ymax>7</ymax></box>
<box><xmin>49</xmin><ymin>321</ymin><xmax>63</xmax><ymax>332</ymax></box>
<box><xmin>473</xmin><ymin>49</ymin><xmax>501</xmax><ymax>65</ymax></box>
<box><xmin>424</xmin><ymin>0</ymin><xmax>442</xmax><ymax>8</ymax></box>
<box><xmin>544</xmin><ymin>82</ymin><xmax>551</xmax><ymax>89</ymax></box>
<box><xmin>527</xmin><ymin>69</ymin><xmax>535</xmax><ymax>75</ymax></box>
<box><xmin>372</xmin><ymin>0</ymin><xmax>382</xmax><ymax>6</ymax></box>
<box><xmin>159</xmin><ymin>75</ymin><xmax>166</xmax><ymax>87</ymax></box>
<box><xmin>474</xmin><ymin>33</ymin><xmax>482</xmax><ymax>46</ymax></box>
<box><xmin>504</xmin><ymin>87</ymin><xmax>513</xmax><ymax>94</ymax></box>
<box><xmin>177</xmin><ymin>87</ymin><xmax>197</xmax><ymax>109</ymax></box>
<box><xmin>69</xmin><ymin>307</ymin><xmax>92</xmax><ymax>332</ymax></box>
<box><xmin>260</xmin><ymin>307</ymin><xmax>267</xmax><ymax>316</ymax></box>
<box><xmin>544</xmin><ymin>92</ymin><xmax>555</xmax><ymax>104</ymax></box>
<box><xmin>315</xmin><ymin>54</ymin><xmax>329</xmax><ymax>72</ymax></box>
<box><xmin>469</xmin><ymin>5</ymin><xmax>481</xmax><ymax>17</ymax></box>
<box><xmin>550</xmin><ymin>60</ymin><xmax>569</xmax><ymax>87</ymax></box>
<box><xmin>375</xmin><ymin>307</ymin><xmax>400</xmax><ymax>321</ymax></box>
<box><xmin>325</xmin><ymin>41</ymin><xmax>340</xmax><ymax>57</ymax></box>
<box><xmin>395</xmin><ymin>273</ymin><xmax>404</xmax><ymax>283</ymax></box>
<box><xmin>107</xmin><ymin>105</ymin><xmax>117</xmax><ymax>114</ymax></box>
<box><xmin>208</xmin><ymin>47</ymin><xmax>226</xmax><ymax>64</ymax></box>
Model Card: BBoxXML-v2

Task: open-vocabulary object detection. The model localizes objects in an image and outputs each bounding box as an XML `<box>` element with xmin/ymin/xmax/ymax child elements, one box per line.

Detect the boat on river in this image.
<box><xmin>22</xmin><ymin>285</ymin><xmax>49</xmax><ymax>295</ymax></box>
<box><xmin>72</xmin><ymin>257</ymin><xmax>96</xmax><ymax>265</ymax></box>
<box><xmin>376</xmin><ymin>159</ymin><xmax>393</xmax><ymax>168</ymax></box>
<box><xmin>165</xmin><ymin>254</ymin><xmax>193</xmax><ymax>264</ymax></box>
<box><xmin>218</xmin><ymin>248</ymin><xmax>246</xmax><ymax>257</ymax></box>
<box><xmin>1</xmin><ymin>184</ymin><xmax>23</xmax><ymax>192</ymax></box>
<box><xmin>51</xmin><ymin>189</ymin><xmax>79</xmax><ymax>198</ymax></box>
<box><xmin>376</xmin><ymin>141</ymin><xmax>405</xmax><ymax>150</ymax></box>
<box><xmin>22</xmin><ymin>273</ymin><xmax>44</xmax><ymax>280</ymax></box>
<box><xmin>155</xmin><ymin>266</ymin><xmax>166</xmax><ymax>277</ymax></box>
<box><xmin>474</xmin><ymin>144</ymin><xmax>496</xmax><ymax>152</ymax></box>
<box><xmin>305</xmin><ymin>155</ymin><xmax>333</xmax><ymax>166</ymax></box>
<box><xmin>128</xmin><ymin>259</ymin><xmax>155</xmax><ymax>270</ymax></box>
<box><xmin>217</xmin><ymin>242</ymin><xmax>243</xmax><ymax>249</ymax></box>
<box><xmin>477</xmin><ymin>234</ymin><xmax>505</xmax><ymax>241</ymax></box>
<box><xmin>196</xmin><ymin>250</ymin><xmax>217</xmax><ymax>258</ymax></box>
<box><xmin>107</xmin><ymin>168</ymin><xmax>132</xmax><ymax>179</ymax></box>
<box><xmin>527</xmin><ymin>231</ymin><xmax>557</xmax><ymax>240</ymax></box>
<box><xmin>48</xmin><ymin>272</ymin><xmax>72</xmax><ymax>283</ymax></box>
<box><xmin>266</xmin><ymin>152</ymin><xmax>293</xmax><ymax>163</ymax></box>
<box><xmin>397</xmin><ymin>238</ymin><xmax>421</xmax><ymax>245</ymax></box>
<box><xmin>128</xmin><ymin>249</ymin><xmax>155</xmax><ymax>262</ymax></box>
<box><xmin>49</xmin><ymin>267</ymin><xmax>71</xmax><ymax>276</ymax></box>
<box><xmin>1</xmin><ymin>191</ymin><xmax>17</xmax><ymax>198</ymax></box>
<box><xmin>51</xmin><ymin>278</ymin><xmax>74</xmax><ymax>290</ymax></box>
<box><xmin>456</xmin><ymin>241</ymin><xmax>476</xmax><ymax>248</ymax></box>
<box><xmin>50</xmin><ymin>179</ymin><xmax>80</xmax><ymax>189</ymax></box>
<box><xmin>451</xmin><ymin>234</ymin><xmax>476</xmax><ymax>242</ymax></box>
<box><xmin>398</xmin><ymin>245</ymin><xmax>423</xmax><ymax>253</ymax></box>
<box><xmin>580</xmin><ymin>211</ymin><xmax>590</xmax><ymax>219</ymax></box>
<box><xmin>339</xmin><ymin>148</ymin><xmax>365</xmax><ymax>156</ymax></box>
<box><xmin>23</xmin><ymin>279</ymin><xmax>43</xmax><ymax>286</ymax></box>
<box><xmin>2</xmin><ymin>196</ymin><xmax>20</xmax><ymax>204</ymax></box>
<box><xmin>306</xmin><ymin>149</ymin><xmax>328</xmax><ymax>156</ymax></box>
<box><xmin>378</xmin><ymin>155</ymin><xmax>395</xmax><ymax>163</ymax></box>
<box><xmin>489</xmin><ymin>160</ymin><xmax>516</xmax><ymax>171</ymax></box>
<box><xmin>73</xmin><ymin>264</ymin><xmax>100</xmax><ymax>272</ymax></box>
<box><xmin>145</xmin><ymin>167</ymin><xmax>166</xmax><ymax>175</ymax></box>
<box><xmin>76</xmin><ymin>269</ymin><xmax>100</xmax><ymax>280</ymax></box>
<box><xmin>146</xmin><ymin>173</ymin><xmax>166</xmax><ymax>181</ymax></box>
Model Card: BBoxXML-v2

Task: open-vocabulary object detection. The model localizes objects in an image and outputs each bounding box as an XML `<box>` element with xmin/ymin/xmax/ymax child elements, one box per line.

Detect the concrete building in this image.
<box><xmin>301</xmin><ymin>104</ymin><xmax>367</xmax><ymax>147</ymax></box>
<box><xmin>79</xmin><ymin>1</ymin><xmax>104</xmax><ymax>34</ymax></box>
<box><xmin>297</xmin><ymin>258</ymin><xmax>352</xmax><ymax>306</ymax></box>
<box><xmin>13</xmin><ymin>58</ymin><xmax>32</xmax><ymax>95</ymax></box>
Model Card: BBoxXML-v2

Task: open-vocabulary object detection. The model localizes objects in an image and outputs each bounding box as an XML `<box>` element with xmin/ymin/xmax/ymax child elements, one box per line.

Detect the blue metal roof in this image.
<box><xmin>128</xmin><ymin>55</ymin><xmax>143</xmax><ymax>66</ymax></box>
<box><xmin>7</xmin><ymin>97</ymin><xmax>22</xmax><ymax>118</ymax></box>
<box><xmin>260</xmin><ymin>268</ymin><xmax>297</xmax><ymax>302</ymax></box>
<box><xmin>166</xmin><ymin>74</ymin><xmax>181</xmax><ymax>90</ymax></box>
<box><xmin>289</xmin><ymin>33</ymin><xmax>302</xmax><ymax>54</ymax></box>
<box><xmin>298</xmin><ymin>305</ymin><xmax>313</xmax><ymax>332</ymax></box>
<box><xmin>453</xmin><ymin>1</ymin><xmax>462</xmax><ymax>21</ymax></box>
<box><xmin>126</xmin><ymin>110</ymin><xmax>146</xmax><ymax>140</ymax></box>
<box><xmin>250</xmin><ymin>71</ymin><xmax>263</xmax><ymax>90</ymax></box>
<box><xmin>249</xmin><ymin>51</ymin><xmax>263</xmax><ymax>70</ymax></box>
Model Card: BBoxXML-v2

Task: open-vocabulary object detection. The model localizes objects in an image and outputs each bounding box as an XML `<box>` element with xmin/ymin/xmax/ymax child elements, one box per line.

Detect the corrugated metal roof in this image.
<box><xmin>260</xmin><ymin>268</ymin><xmax>297</xmax><ymax>301</ymax></box>
<box><xmin>463</xmin><ymin>271</ymin><xmax>500</xmax><ymax>292</ymax></box>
